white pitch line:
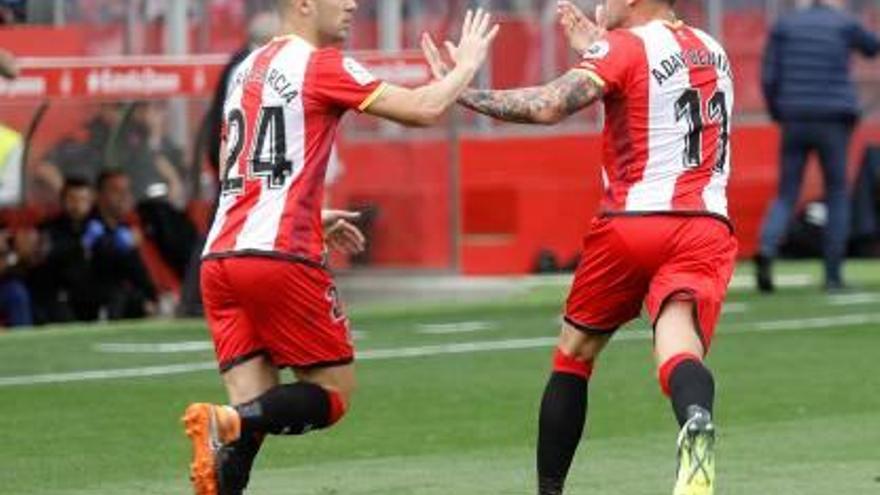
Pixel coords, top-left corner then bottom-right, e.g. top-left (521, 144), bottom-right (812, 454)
top-left (417, 321), bottom-right (496, 334)
top-left (721, 302), bottom-right (748, 314)
top-left (728, 273), bottom-right (813, 290)
top-left (0, 362), bottom-right (218, 387)
top-left (96, 342), bottom-right (214, 354)
top-left (755, 313), bottom-right (880, 331)
top-left (358, 337), bottom-right (558, 360)
top-left (2, 312), bottom-right (878, 387)
top-left (827, 293), bottom-right (880, 306)
top-left (95, 332), bottom-right (369, 355)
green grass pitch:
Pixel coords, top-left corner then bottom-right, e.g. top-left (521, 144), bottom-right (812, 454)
top-left (1, 261), bottom-right (879, 494)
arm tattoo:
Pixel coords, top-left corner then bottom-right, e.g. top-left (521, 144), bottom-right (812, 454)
top-left (458, 70), bottom-right (603, 124)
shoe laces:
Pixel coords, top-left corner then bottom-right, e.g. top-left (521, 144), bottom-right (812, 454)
top-left (678, 418), bottom-right (715, 485)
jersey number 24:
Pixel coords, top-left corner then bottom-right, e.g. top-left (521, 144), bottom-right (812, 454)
top-left (222, 106), bottom-right (294, 195)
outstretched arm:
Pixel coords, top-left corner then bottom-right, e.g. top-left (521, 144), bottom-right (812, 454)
top-left (457, 69), bottom-right (604, 125)
top-left (421, 32), bottom-right (603, 125)
top-left (364, 9), bottom-right (499, 127)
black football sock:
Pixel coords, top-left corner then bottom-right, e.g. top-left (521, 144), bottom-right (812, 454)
top-left (235, 382), bottom-right (343, 437)
top-left (537, 349), bottom-right (593, 495)
top-left (667, 359), bottom-right (715, 427)
top-left (218, 431), bottom-right (264, 491)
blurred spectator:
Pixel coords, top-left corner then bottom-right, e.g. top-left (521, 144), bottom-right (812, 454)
top-left (89, 170), bottom-right (158, 320)
top-left (0, 123), bottom-right (24, 206)
top-left (0, 48), bottom-right (17, 79)
top-left (29, 174), bottom-right (160, 323)
top-left (0, 227), bottom-right (36, 328)
top-left (120, 101), bottom-right (197, 278)
top-left (756, 0), bottom-right (880, 293)
top-left (28, 178), bottom-right (99, 324)
top-left (121, 101), bottom-right (185, 205)
top-left (0, 0), bottom-right (25, 25)
top-left (34, 103), bottom-right (121, 199)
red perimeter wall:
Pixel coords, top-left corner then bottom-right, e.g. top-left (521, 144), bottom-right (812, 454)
top-left (335, 123), bottom-right (880, 275)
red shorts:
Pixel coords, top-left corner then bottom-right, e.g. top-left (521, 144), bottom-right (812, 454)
top-left (565, 215), bottom-right (738, 350)
top-left (201, 257), bottom-right (354, 372)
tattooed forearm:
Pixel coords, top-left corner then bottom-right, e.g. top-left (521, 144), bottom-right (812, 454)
top-left (458, 69), bottom-right (603, 124)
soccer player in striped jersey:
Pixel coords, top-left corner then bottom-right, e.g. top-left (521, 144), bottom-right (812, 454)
top-left (424, 1), bottom-right (734, 494)
top-left (182, 2), bottom-right (499, 494)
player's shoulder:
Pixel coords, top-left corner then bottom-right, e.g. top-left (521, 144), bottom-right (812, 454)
top-left (686, 25), bottom-right (729, 57)
top-left (603, 28), bottom-right (645, 50)
top-left (309, 48), bottom-right (378, 88)
top-left (581, 28), bottom-right (644, 65)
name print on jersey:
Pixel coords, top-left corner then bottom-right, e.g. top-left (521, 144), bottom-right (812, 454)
top-left (231, 66), bottom-right (300, 105)
top-left (651, 48), bottom-right (732, 86)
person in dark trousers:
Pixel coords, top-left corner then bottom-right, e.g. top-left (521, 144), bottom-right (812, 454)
top-left (89, 171), bottom-right (159, 320)
top-left (28, 178), bottom-right (100, 323)
top-left (757, 0), bottom-right (879, 292)
top-left (0, 228), bottom-right (36, 328)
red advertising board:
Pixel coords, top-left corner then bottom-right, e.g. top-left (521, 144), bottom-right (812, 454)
top-left (0, 51), bottom-right (431, 101)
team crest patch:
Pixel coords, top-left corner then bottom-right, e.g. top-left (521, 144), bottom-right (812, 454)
top-left (343, 57), bottom-right (377, 86)
top-left (583, 40), bottom-right (610, 60)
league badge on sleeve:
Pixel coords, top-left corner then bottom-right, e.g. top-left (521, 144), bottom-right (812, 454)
top-left (343, 57), bottom-right (377, 86)
top-left (583, 40), bottom-right (610, 60)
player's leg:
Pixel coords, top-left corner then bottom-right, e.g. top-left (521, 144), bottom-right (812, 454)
top-left (187, 257), bottom-right (356, 494)
top-left (217, 355), bottom-right (279, 494)
top-left (756, 122), bottom-right (810, 292)
top-left (184, 259), bottom-right (275, 495)
top-left (654, 298), bottom-right (716, 495)
top-left (538, 218), bottom-right (647, 495)
top-left (227, 363), bottom-right (352, 442)
top-left (648, 217), bottom-right (737, 495)
top-left (537, 323), bottom-right (612, 495)
top-left (654, 298), bottom-right (712, 428)
top-left (187, 360), bottom-right (350, 495)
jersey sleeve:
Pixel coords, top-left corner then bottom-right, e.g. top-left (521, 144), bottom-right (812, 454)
top-left (575, 31), bottom-right (638, 96)
top-left (308, 49), bottom-right (388, 113)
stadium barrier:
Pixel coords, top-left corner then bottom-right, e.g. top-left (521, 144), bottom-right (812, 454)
top-left (0, 50), bottom-right (878, 276)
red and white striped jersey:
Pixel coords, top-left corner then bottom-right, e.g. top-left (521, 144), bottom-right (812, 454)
top-left (203, 35), bottom-right (386, 265)
top-left (578, 20), bottom-right (734, 219)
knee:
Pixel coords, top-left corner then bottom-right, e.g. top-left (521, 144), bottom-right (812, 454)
top-left (558, 324), bottom-right (609, 364)
top-left (657, 353), bottom-right (703, 397)
top-left (551, 347), bottom-right (594, 380)
top-left (554, 326), bottom-right (609, 379)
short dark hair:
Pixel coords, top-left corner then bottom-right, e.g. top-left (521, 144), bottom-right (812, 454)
top-left (96, 170), bottom-right (127, 192)
top-left (61, 177), bottom-right (92, 197)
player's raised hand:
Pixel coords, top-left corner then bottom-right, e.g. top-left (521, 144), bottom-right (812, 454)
top-left (557, 1), bottom-right (606, 54)
top-left (370, 9), bottom-right (499, 127)
top-left (322, 210), bottom-right (366, 255)
top-left (441, 9), bottom-right (500, 72)
top-left (421, 32), bottom-right (450, 81)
